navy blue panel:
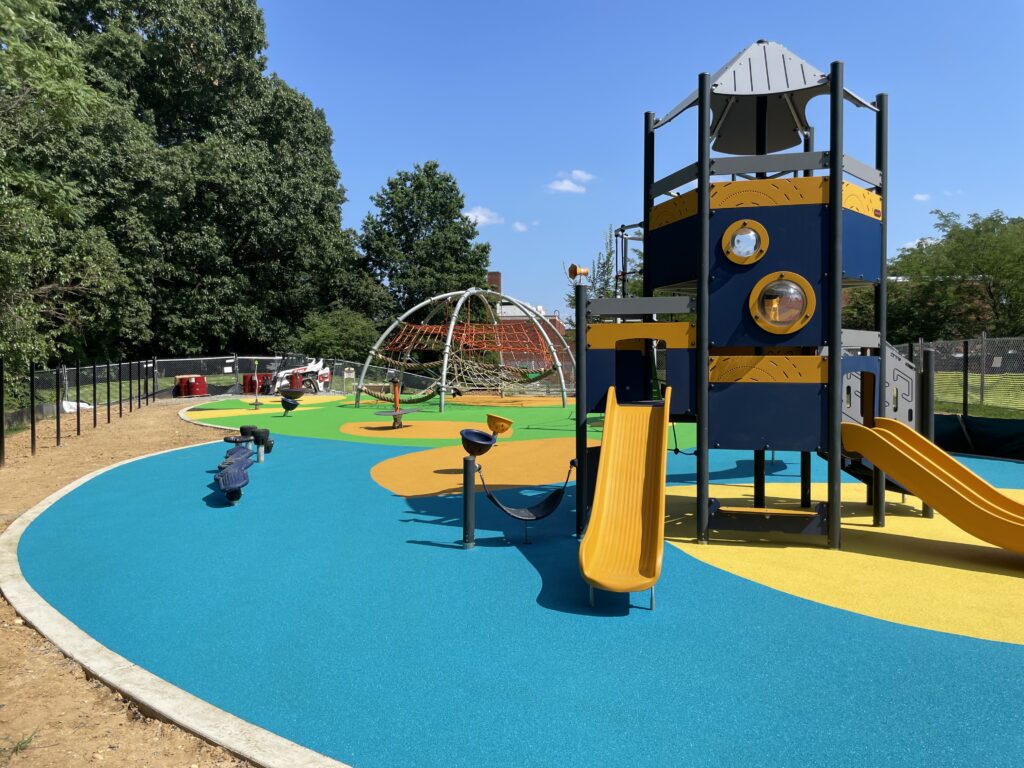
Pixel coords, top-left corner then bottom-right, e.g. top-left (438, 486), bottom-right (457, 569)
top-left (708, 205), bottom-right (828, 347)
top-left (843, 210), bottom-right (882, 283)
top-left (585, 350), bottom-right (615, 413)
top-left (645, 216), bottom-right (698, 295)
top-left (615, 350), bottom-right (649, 403)
top-left (708, 382), bottom-right (826, 451)
top-left (664, 349), bottom-right (696, 417)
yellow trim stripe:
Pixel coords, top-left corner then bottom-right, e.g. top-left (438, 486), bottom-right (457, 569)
top-left (709, 355), bottom-right (827, 383)
top-left (649, 177), bottom-right (882, 231)
top-left (587, 322), bottom-right (695, 350)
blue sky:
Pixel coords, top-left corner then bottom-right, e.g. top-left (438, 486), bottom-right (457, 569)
top-left (260, 0), bottom-right (1024, 318)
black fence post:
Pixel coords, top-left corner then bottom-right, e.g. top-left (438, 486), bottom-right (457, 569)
top-left (75, 360), bottom-right (81, 436)
top-left (144, 360), bottom-right (150, 405)
top-left (0, 357), bottom-right (5, 468)
top-left (92, 362), bottom-right (97, 428)
top-left (106, 362), bottom-right (111, 424)
top-left (961, 339), bottom-right (969, 416)
top-left (136, 361), bottom-right (142, 409)
top-left (30, 362), bottom-right (37, 456)
top-left (128, 361), bottom-right (133, 413)
top-left (119, 360), bottom-right (124, 417)
top-left (55, 364), bottom-right (62, 447)
top-left (152, 356), bottom-right (158, 400)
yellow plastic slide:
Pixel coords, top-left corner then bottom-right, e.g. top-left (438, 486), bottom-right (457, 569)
top-left (841, 418), bottom-right (1024, 555)
top-left (579, 386), bottom-right (672, 597)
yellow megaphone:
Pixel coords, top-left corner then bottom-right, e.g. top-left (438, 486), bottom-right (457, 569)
top-left (568, 264), bottom-right (590, 280)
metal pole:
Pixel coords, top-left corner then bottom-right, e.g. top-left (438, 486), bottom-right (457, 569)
top-left (55, 364), bottom-right (62, 447)
top-left (962, 339), bottom-right (969, 416)
top-left (827, 61), bottom-right (844, 550)
top-left (802, 128), bottom-right (815, 176)
top-left (119, 360), bottom-right (123, 417)
top-left (92, 362), bottom-right (97, 428)
top-left (153, 356), bottom-right (158, 400)
top-left (921, 349), bottom-right (935, 518)
top-left (144, 359), bottom-right (149, 405)
top-left (574, 281), bottom-right (589, 537)
top-left (980, 332), bottom-right (986, 405)
top-left (642, 112), bottom-right (655, 291)
top-left (30, 362), bottom-right (37, 456)
top-left (872, 92), bottom-right (888, 528)
top-left (696, 73), bottom-right (711, 544)
top-left (462, 456), bottom-right (476, 548)
top-left (800, 452), bottom-right (812, 507)
top-left (128, 361), bottom-right (133, 413)
top-left (753, 450), bottom-right (766, 507)
top-left (75, 360), bottom-right (81, 435)
top-left (106, 362), bottom-right (111, 423)
top-left (137, 361), bottom-right (142, 409)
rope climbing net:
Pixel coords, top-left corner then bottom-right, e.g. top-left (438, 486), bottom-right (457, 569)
top-left (355, 288), bottom-right (574, 411)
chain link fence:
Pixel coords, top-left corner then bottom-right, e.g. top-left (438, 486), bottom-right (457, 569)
top-left (896, 335), bottom-right (1024, 418)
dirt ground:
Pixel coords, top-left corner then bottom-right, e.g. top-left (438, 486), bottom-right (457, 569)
top-left (0, 399), bottom-right (253, 767)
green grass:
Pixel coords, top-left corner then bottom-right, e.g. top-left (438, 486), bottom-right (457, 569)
top-left (1, 729), bottom-right (39, 766)
top-left (187, 396), bottom-right (699, 449)
top-left (933, 371), bottom-right (1024, 413)
top-left (935, 399), bottom-right (1024, 419)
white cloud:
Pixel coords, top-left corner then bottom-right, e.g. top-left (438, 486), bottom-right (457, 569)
top-left (548, 178), bottom-right (586, 193)
top-left (912, 193), bottom-right (930, 202)
top-left (570, 169), bottom-right (594, 183)
top-left (465, 206), bottom-right (504, 226)
top-left (512, 221), bottom-right (528, 233)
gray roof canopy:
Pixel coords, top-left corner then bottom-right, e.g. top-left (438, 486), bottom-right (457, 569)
top-left (655, 40), bottom-right (875, 154)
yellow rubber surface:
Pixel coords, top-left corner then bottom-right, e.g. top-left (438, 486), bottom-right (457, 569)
top-left (579, 387), bottom-right (671, 593)
top-left (843, 421), bottom-right (1024, 554)
top-left (341, 421), bottom-right (512, 440)
top-left (371, 437), bottom-right (586, 497)
top-left (666, 482), bottom-right (1024, 644)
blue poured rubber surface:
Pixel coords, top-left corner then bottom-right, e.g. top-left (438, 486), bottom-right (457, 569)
top-left (18, 437), bottom-right (1024, 767)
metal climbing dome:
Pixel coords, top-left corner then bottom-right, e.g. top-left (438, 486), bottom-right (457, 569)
top-left (354, 287), bottom-right (574, 411)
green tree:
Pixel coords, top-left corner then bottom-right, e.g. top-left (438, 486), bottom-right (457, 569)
top-left (360, 161), bottom-right (490, 314)
top-left (287, 307), bottom-right (380, 362)
top-left (844, 211), bottom-right (1024, 343)
top-left (564, 225), bottom-right (617, 326)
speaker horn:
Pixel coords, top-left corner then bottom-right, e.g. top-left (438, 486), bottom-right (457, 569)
top-left (568, 264), bottom-right (590, 280)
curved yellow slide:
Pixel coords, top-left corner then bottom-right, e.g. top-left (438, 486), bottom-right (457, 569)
top-left (841, 420), bottom-right (1024, 555)
top-left (579, 386), bottom-right (672, 600)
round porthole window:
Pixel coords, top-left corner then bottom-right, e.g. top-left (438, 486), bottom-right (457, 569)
top-left (748, 272), bottom-right (816, 335)
top-left (722, 219), bottom-right (769, 265)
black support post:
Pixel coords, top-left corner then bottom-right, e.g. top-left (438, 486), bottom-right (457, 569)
top-left (696, 73), bottom-right (711, 544)
top-left (92, 362), bottom-right (97, 428)
top-left (75, 360), bottom-right (81, 436)
top-left (800, 452), bottom-right (812, 507)
top-left (137, 361), bottom-right (142, 409)
top-left (872, 92), bottom-right (888, 528)
top-left (106, 362), bottom-right (111, 424)
top-left (152, 356), bottom-right (158, 400)
top-left (128, 362), bottom-right (133, 413)
top-left (575, 282), bottom-right (589, 537)
top-left (642, 111), bottom-right (655, 289)
top-left (118, 360), bottom-right (123, 417)
top-left (144, 360), bottom-right (150, 405)
top-left (30, 362), bottom-right (37, 456)
top-left (753, 450), bottom-right (766, 508)
top-left (827, 61), bottom-right (844, 549)
top-left (962, 339), bottom-right (969, 416)
top-left (55, 364), bottom-right (62, 447)
top-left (462, 456), bottom-right (476, 548)
top-left (921, 349), bottom-right (936, 518)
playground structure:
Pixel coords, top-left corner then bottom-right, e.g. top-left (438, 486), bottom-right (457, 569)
top-left (354, 287), bottom-right (574, 411)
top-left (571, 39), bottom-right (1024, 605)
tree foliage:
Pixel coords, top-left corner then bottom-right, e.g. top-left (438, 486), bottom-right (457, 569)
top-left (844, 211), bottom-right (1024, 343)
top-left (360, 161), bottom-right (490, 315)
top-left (286, 307), bottom-right (380, 362)
top-left (564, 225), bottom-right (617, 326)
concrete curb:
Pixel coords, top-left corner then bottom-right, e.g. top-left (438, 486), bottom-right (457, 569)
top-left (0, 442), bottom-right (350, 768)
